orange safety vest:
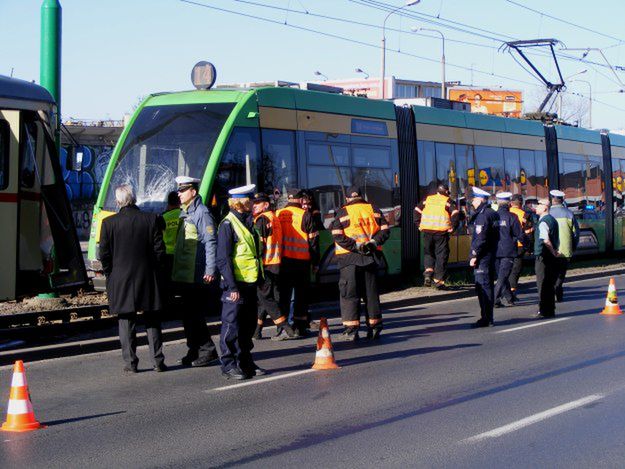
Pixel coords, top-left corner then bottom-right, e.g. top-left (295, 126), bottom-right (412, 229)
top-left (510, 206), bottom-right (526, 247)
top-left (334, 202), bottom-right (382, 255)
top-left (277, 206), bottom-right (310, 261)
top-left (418, 193), bottom-right (452, 232)
top-left (254, 210), bottom-right (282, 266)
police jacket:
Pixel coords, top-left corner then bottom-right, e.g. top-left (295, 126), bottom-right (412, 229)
top-left (495, 205), bottom-right (522, 258)
top-left (549, 204), bottom-right (579, 258)
top-left (469, 202), bottom-right (499, 262)
top-left (171, 195), bottom-right (217, 284)
top-left (331, 198), bottom-right (390, 268)
top-left (216, 210), bottom-right (260, 293)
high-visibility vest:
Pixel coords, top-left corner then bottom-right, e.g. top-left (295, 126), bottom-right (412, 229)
top-left (221, 212), bottom-right (259, 283)
top-left (277, 206), bottom-right (310, 261)
top-left (161, 208), bottom-right (181, 255)
top-left (334, 202), bottom-right (382, 255)
top-left (510, 206), bottom-right (526, 247)
top-left (254, 210), bottom-right (282, 266)
top-left (418, 193), bottom-right (452, 232)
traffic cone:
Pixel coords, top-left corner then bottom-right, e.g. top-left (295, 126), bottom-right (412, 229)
top-left (312, 318), bottom-right (340, 370)
top-left (1, 360), bottom-right (43, 432)
top-left (600, 278), bottom-right (623, 316)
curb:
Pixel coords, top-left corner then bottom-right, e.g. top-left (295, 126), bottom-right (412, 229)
top-left (1, 267), bottom-right (622, 365)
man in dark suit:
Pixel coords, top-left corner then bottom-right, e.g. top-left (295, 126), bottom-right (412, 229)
top-left (99, 184), bottom-right (167, 373)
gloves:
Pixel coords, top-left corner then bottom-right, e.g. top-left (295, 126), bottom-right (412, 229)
top-left (357, 243), bottom-right (368, 254)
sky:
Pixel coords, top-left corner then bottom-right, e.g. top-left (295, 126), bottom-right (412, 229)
top-left (2, 0), bottom-right (625, 129)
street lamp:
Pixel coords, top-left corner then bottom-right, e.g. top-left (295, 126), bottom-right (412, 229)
top-left (355, 68), bottom-right (370, 79)
top-left (559, 69), bottom-right (587, 117)
top-left (314, 70), bottom-right (328, 81)
top-left (381, 0), bottom-right (421, 100)
top-left (412, 26), bottom-right (446, 98)
top-left (570, 79), bottom-right (592, 128)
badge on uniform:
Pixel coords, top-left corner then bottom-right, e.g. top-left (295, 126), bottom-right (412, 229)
top-left (476, 225), bottom-right (483, 234)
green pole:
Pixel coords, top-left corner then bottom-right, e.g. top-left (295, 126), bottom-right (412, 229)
top-left (40, 0), bottom-right (62, 151)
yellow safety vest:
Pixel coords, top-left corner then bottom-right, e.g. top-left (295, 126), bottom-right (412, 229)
top-left (222, 212), bottom-right (259, 283)
top-left (510, 206), bottom-right (526, 247)
top-left (334, 202), bottom-right (382, 255)
top-left (161, 208), bottom-right (181, 255)
top-left (419, 194), bottom-right (451, 232)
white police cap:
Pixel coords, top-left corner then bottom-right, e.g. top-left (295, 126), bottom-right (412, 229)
top-left (550, 189), bottom-right (565, 198)
top-left (496, 191), bottom-right (512, 200)
top-left (228, 184), bottom-right (256, 199)
top-left (175, 176), bottom-right (201, 186)
top-left (472, 187), bottom-right (491, 198)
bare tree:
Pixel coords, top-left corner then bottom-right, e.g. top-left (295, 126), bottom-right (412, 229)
top-left (526, 88), bottom-right (590, 127)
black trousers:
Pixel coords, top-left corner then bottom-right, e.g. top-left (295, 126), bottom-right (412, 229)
top-left (177, 284), bottom-right (218, 359)
top-left (509, 246), bottom-right (526, 291)
top-left (475, 256), bottom-right (495, 323)
top-left (257, 270), bottom-right (287, 326)
top-left (279, 258), bottom-right (311, 331)
top-left (220, 283), bottom-right (258, 373)
top-left (118, 312), bottom-right (164, 368)
top-left (339, 263), bottom-right (382, 330)
top-left (536, 255), bottom-right (557, 316)
top-left (423, 232), bottom-right (450, 283)
top-left (554, 257), bottom-right (570, 301)
top-left (494, 257), bottom-right (514, 303)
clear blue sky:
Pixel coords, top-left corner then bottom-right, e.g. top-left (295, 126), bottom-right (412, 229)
top-left (2, 0), bottom-right (624, 128)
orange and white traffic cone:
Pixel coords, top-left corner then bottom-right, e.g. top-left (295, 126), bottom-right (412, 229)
top-left (1, 360), bottom-right (44, 432)
top-left (312, 318), bottom-right (340, 370)
top-left (600, 278), bottom-right (623, 316)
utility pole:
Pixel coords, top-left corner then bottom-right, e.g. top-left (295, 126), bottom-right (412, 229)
top-left (40, 0), bottom-right (62, 151)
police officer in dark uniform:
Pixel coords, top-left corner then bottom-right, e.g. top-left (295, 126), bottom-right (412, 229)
top-left (216, 184), bottom-right (264, 380)
top-left (469, 187), bottom-right (499, 328)
top-left (508, 194), bottom-right (534, 302)
top-left (493, 192), bottom-right (522, 307)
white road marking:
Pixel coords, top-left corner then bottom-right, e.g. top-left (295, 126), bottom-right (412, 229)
top-left (495, 317), bottom-right (570, 333)
top-left (209, 369), bottom-right (317, 392)
top-left (464, 394), bottom-right (603, 442)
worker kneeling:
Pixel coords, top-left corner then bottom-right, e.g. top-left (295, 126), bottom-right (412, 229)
top-left (331, 186), bottom-right (390, 341)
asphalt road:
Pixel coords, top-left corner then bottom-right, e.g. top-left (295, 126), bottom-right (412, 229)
top-left (2, 274), bottom-right (625, 468)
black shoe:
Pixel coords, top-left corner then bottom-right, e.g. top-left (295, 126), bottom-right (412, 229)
top-left (153, 363), bottom-right (168, 372)
top-left (511, 293), bottom-right (519, 303)
top-left (272, 327), bottom-right (301, 341)
top-left (501, 298), bottom-right (515, 307)
top-left (123, 364), bottom-right (138, 374)
top-left (245, 365), bottom-right (267, 377)
top-left (178, 354), bottom-right (198, 367)
top-left (341, 328), bottom-right (359, 342)
top-left (191, 354), bottom-right (220, 367)
top-left (494, 301), bottom-right (503, 309)
top-left (252, 327), bottom-right (263, 341)
top-left (222, 367), bottom-right (247, 380)
top-left (423, 277), bottom-right (432, 287)
top-left (471, 319), bottom-right (490, 328)
top-left (366, 328), bottom-right (373, 340)
top-left (534, 312), bottom-right (555, 319)
top-left (434, 283), bottom-right (448, 291)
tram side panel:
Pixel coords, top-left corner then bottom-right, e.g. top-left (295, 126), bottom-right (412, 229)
top-left (0, 111), bottom-right (19, 300)
top-left (609, 134), bottom-right (625, 252)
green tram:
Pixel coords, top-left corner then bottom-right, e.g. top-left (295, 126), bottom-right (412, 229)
top-left (87, 84), bottom-right (624, 289)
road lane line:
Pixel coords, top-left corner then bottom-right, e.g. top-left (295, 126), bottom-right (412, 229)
top-left (464, 394), bottom-right (603, 443)
top-left (208, 369), bottom-right (317, 392)
top-left (495, 317), bottom-right (570, 333)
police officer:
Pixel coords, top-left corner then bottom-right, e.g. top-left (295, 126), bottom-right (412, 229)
top-left (251, 192), bottom-right (300, 341)
top-left (534, 198), bottom-right (560, 318)
top-left (508, 194), bottom-right (534, 302)
top-left (277, 189), bottom-right (320, 336)
top-left (216, 184), bottom-right (263, 380)
top-left (469, 187), bottom-right (499, 328)
top-left (414, 184), bottom-right (459, 288)
top-left (331, 185), bottom-right (390, 341)
top-left (171, 176), bottom-right (219, 367)
top-left (493, 192), bottom-right (522, 307)
top-left (160, 191), bottom-right (181, 282)
top-left (549, 189), bottom-right (580, 302)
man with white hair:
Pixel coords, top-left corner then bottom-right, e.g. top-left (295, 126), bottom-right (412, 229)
top-left (99, 185), bottom-right (167, 373)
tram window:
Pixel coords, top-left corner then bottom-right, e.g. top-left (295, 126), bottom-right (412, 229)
top-left (20, 119), bottom-right (37, 189)
top-left (475, 146), bottom-right (504, 193)
top-left (612, 158), bottom-right (625, 209)
top-left (307, 143), bottom-right (349, 166)
top-left (352, 146), bottom-right (391, 168)
top-left (213, 127), bottom-right (261, 218)
top-left (503, 148), bottom-right (521, 194)
top-left (261, 129), bottom-right (297, 209)
top-left (435, 143), bottom-right (456, 197)
top-left (307, 165), bottom-right (351, 228)
top-left (0, 120), bottom-right (8, 190)
top-left (586, 155), bottom-right (605, 214)
top-left (417, 140), bottom-right (436, 198)
top-left (560, 154), bottom-right (585, 214)
top-left (519, 149), bottom-right (537, 202)
top-left (534, 150), bottom-right (548, 199)
top-left (454, 144), bottom-right (474, 221)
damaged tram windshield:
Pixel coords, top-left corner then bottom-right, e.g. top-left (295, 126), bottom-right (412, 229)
top-left (103, 102), bottom-right (235, 212)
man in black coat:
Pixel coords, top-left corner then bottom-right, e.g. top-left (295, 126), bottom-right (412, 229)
top-left (99, 184), bottom-right (167, 373)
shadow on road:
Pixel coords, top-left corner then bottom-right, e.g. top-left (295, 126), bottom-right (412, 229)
top-left (45, 410), bottom-right (126, 426)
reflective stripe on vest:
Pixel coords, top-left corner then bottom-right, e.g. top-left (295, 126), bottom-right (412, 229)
top-left (335, 202), bottom-right (381, 255)
top-left (277, 206), bottom-right (310, 261)
top-left (419, 193), bottom-right (451, 232)
top-left (510, 206), bottom-right (525, 247)
top-left (254, 210), bottom-right (282, 266)
top-left (162, 208), bottom-right (182, 255)
top-left (222, 212), bottom-right (259, 283)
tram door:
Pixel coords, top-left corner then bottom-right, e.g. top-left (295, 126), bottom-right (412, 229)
top-left (0, 110), bottom-right (19, 300)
